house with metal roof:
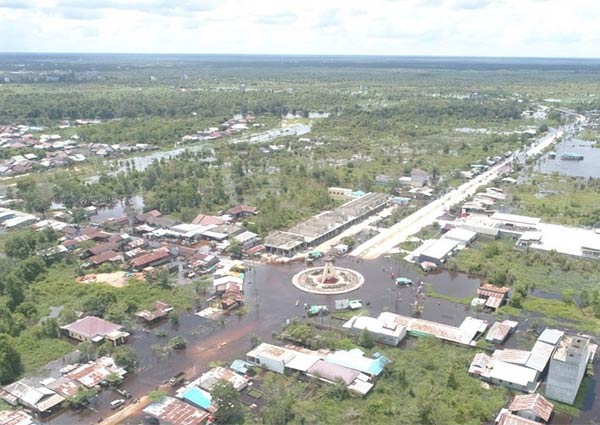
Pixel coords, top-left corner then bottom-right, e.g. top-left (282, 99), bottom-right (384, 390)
top-left (343, 315), bottom-right (407, 346)
top-left (64, 357), bottom-right (127, 388)
top-left (324, 349), bottom-right (389, 377)
top-left (469, 353), bottom-right (539, 393)
top-left (199, 367), bottom-right (249, 392)
top-left (61, 316), bottom-right (129, 345)
top-left (507, 393), bottom-right (554, 423)
top-left (414, 238), bottom-right (459, 266)
top-left (1, 379), bottom-right (65, 416)
top-left (143, 396), bottom-right (210, 425)
top-left (0, 410), bottom-right (36, 425)
top-left (485, 320), bottom-right (518, 344)
top-left (307, 360), bottom-right (374, 395)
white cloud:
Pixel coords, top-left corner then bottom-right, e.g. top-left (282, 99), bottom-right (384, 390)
top-left (0, 0), bottom-right (597, 57)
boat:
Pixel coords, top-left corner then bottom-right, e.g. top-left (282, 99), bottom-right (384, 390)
top-left (560, 152), bottom-right (584, 161)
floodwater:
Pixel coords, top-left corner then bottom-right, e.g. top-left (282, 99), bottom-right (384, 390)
top-left (85, 123), bottom-right (312, 183)
top-left (537, 138), bottom-right (600, 178)
top-left (90, 195), bottom-right (145, 223)
top-left (44, 256), bottom-right (600, 424)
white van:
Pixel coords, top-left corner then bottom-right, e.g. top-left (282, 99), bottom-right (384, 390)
top-left (110, 399), bottom-right (125, 409)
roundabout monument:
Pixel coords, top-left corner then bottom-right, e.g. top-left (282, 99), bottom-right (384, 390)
top-left (292, 256), bottom-right (365, 295)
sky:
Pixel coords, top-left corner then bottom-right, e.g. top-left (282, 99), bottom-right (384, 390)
top-left (0, 0), bottom-right (599, 57)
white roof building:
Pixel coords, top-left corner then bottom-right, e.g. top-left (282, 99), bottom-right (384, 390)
top-left (343, 315), bottom-right (406, 346)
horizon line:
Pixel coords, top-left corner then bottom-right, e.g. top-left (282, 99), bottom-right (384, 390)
top-left (0, 52), bottom-right (599, 60)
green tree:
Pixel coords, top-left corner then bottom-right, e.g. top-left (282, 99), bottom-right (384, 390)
top-left (67, 387), bottom-right (99, 409)
top-left (358, 328), bottom-right (375, 349)
top-left (4, 230), bottom-right (37, 260)
top-left (40, 318), bottom-right (61, 338)
top-left (212, 380), bottom-right (244, 424)
top-left (113, 346), bottom-right (137, 371)
top-left (0, 334), bottom-right (23, 384)
top-left (228, 238), bottom-right (243, 259)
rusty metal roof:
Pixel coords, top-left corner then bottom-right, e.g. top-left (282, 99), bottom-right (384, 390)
top-left (144, 396), bottom-right (209, 425)
top-left (509, 393), bottom-right (554, 422)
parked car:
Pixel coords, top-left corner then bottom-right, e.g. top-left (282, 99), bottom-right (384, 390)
top-left (110, 399), bottom-right (125, 410)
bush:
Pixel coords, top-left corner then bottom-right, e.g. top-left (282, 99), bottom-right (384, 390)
top-left (169, 336), bottom-right (187, 349)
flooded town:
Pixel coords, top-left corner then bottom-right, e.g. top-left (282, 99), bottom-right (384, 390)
top-left (2, 49), bottom-right (600, 425)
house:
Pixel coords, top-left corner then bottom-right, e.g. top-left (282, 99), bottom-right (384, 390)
top-left (189, 252), bottom-right (219, 271)
top-left (486, 320), bottom-right (518, 344)
top-left (328, 187), bottom-right (354, 201)
top-left (192, 214), bottom-right (225, 226)
top-left (64, 357), bottom-right (127, 388)
top-left (476, 284), bottom-right (510, 310)
top-left (390, 196), bottom-right (410, 206)
top-left (442, 228), bottom-right (477, 246)
top-left (42, 376), bottom-right (84, 399)
top-left (306, 360), bottom-right (374, 395)
top-left (135, 301), bottom-right (173, 324)
top-left (490, 213), bottom-right (541, 231)
top-left (143, 396), bottom-right (210, 425)
top-left (136, 209), bottom-right (162, 224)
top-left (324, 349), bottom-right (389, 377)
top-left (177, 386), bottom-right (216, 413)
top-left (343, 315), bottom-right (406, 346)
top-left (198, 367), bottom-right (249, 392)
top-left (1, 379), bottom-right (65, 416)
top-left (374, 174), bottom-right (392, 185)
top-left (82, 242), bottom-right (119, 258)
top-left (130, 247), bottom-right (171, 270)
top-left (507, 393), bottom-right (554, 423)
top-left (469, 353), bottom-right (539, 393)
top-left (234, 231), bottom-right (259, 250)
top-left (88, 250), bottom-right (123, 266)
top-left (61, 316), bottom-right (129, 345)
top-left (410, 168), bottom-right (429, 187)
top-left (0, 410), bottom-right (35, 425)
top-left (227, 204), bottom-right (258, 220)
top-left (415, 238), bottom-right (459, 266)
top-left (496, 410), bottom-right (541, 425)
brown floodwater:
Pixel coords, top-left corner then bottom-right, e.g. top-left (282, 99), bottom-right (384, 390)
top-left (45, 257), bottom-right (600, 424)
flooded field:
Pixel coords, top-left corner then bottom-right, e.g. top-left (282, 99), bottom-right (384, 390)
top-left (537, 138), bottom-right (600, 178)
top-left (85, 123), bottom-right (312, 183)
top-left (44, 256), bottom-right (600, 423)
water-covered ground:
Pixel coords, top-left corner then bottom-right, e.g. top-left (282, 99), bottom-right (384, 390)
top-left (537, 138), bottom-right (600, 179)
top-left (45, 256), bottom-right (600, 423)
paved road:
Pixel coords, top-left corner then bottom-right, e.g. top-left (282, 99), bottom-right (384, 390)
top-left (351, 120), bottom-right (579, 260)
top-left (351, 156), bottom-right (514, 259)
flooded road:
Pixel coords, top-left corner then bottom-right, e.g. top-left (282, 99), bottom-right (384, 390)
top-left (45, 256), bottom-right (600, 424)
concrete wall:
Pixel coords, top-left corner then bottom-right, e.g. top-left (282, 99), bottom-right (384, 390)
top-left (546, 351), bottom-right (588, 404)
